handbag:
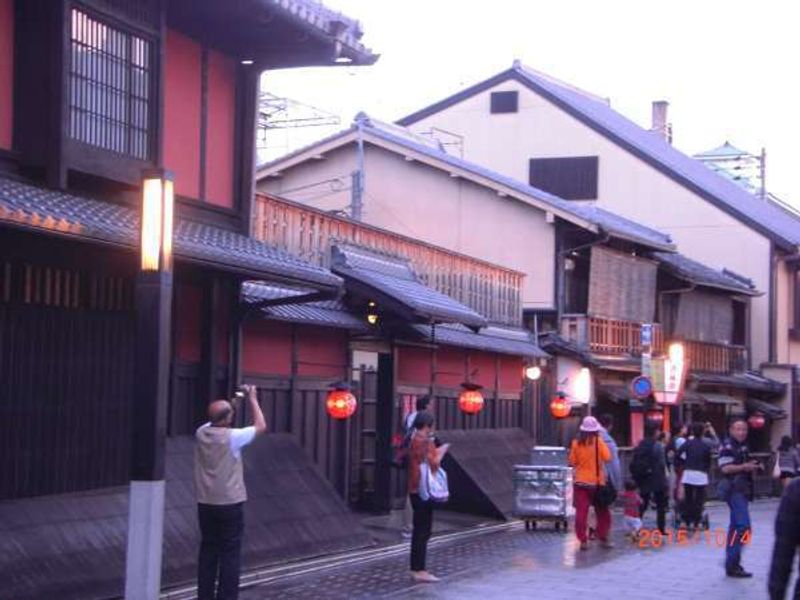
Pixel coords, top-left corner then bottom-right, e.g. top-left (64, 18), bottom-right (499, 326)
top-left (418, 441), bottom-right (449, 503)
top-left (772, 451), bottom-right (782, 479)
top-left (594, 437), bottom-right (617, 509)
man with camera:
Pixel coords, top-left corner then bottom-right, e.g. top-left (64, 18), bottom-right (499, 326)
top-left (195, 384), bottom-right (266, 600)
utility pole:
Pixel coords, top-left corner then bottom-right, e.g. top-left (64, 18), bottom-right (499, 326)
top-left (760, 147), bottom-right (767, 201)
top-left (350, 115), bottom-right (366, 221)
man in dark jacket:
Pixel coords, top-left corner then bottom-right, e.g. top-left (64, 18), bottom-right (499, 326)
top-left (631, 424), bottom-right (668, 534)
top-left (768, 478), bottom-right (800, 599)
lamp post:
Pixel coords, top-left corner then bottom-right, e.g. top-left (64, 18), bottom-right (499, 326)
top-left (124, 169), bottom-right (174, 600)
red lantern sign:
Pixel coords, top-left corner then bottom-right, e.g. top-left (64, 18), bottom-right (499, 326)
top-left (326, 384), bottom-right (357, 420)
top-left (747, 412), bottom-right (766, 430)
top-left (458, 383), bottom-right (484, 414)
top-left (550, 394), bottom-right (570, 419)
top-left (645, 408), bottom-right (664, 425)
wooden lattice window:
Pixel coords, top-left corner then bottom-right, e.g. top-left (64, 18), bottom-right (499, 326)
top-left (20, 264), bottom-right (133, 311)
top-left (69, 7), bottom-right (154, 159)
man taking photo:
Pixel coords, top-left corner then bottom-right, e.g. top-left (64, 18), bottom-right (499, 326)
top-left (195, 384), bottom-right (267, 600)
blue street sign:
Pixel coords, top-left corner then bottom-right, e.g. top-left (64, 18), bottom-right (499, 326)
top-left (630, 376), bottom-right (653, 399)
top-left (640, 323), bottom-right (653, 346)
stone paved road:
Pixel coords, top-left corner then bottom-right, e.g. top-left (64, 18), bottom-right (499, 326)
top-left (240, 499), bottom-right (791, 600)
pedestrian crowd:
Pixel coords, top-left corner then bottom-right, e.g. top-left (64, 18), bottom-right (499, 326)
top-left (188, 384), bottom-right (800, 599)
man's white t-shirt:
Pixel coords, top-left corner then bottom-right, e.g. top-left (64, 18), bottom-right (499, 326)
top-left (200, 423), bottom-right (256, 459)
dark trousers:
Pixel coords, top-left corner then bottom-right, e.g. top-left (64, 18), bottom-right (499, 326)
top-left (683, 484), bottom-right (706, 527)
top-left (725, 491), bottom-right (751, 572)
top-left (410, 494), bottom-right (434, 571)
top-left (639, 489), bottom-right (667, 533)
top-left (198, 502), bottom-right (245, 600)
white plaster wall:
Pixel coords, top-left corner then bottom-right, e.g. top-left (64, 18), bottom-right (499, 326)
top-left (258, 143), bottom-right (557, 310)
top-left (408, 82), bottom-right (774, 365)
top-left (775, 261), bottom-right (800, 365)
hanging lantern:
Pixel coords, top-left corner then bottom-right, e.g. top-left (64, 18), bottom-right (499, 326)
top-left (458, 383), bottom-right (485, 414)
top-left (550, 393), bottom-right (570, 419)
top-left (645, 408), bottom-right (664, 425)
top-left (326, 383), bottom-right (357, 420)
top-left (366, 301), bottom-right (379, 326)
top-left (747, 412), bottom-right (766, 430)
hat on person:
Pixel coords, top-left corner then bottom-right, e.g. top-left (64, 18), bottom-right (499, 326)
top-left (579, 416), bottom-right (601, 432)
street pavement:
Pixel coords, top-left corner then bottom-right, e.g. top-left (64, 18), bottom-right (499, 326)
top-left (239, 499), bottom-right (791, 600)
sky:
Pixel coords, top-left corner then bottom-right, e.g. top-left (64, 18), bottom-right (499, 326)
top-left (262, 0), bottom-right (800, 209)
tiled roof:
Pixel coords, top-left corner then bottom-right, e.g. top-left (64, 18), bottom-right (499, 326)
top-left (0, 176), bottom-right (341, 289)
top-left (259, 116), bottom-right (676, 252)
top-left (269, 0), bottom-right (378, 65)
top-left (746, 397), bottom-right (787, 419)
top-left (242, 282), bottom-right (369, 331)
top-left (410, 323), bottom-right (548, 358)
top-left (399, 64), bottom-right (800, 250)
top-left (652, 252), bottom-right (760, 295)
top-left (690, 371), bottom-right (785, 395)
top-left (331, 243), bottom-right (488, 328)
top-left (538, 332), bottom-right (597, 366)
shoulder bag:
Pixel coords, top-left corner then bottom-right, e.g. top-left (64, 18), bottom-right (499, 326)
top-left (418, 439), bottom-right (449, 503)
top-left (594, 437), bottom-right (617, 508)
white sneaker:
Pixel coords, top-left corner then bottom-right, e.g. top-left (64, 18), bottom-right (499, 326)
top-left (412, 571), bottom-right (441, 583)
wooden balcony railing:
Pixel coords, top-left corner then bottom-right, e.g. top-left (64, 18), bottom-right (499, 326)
top-left (561, 315), bottom-right (663, 356)
top-left (679, 339), bottom-right (748, 374)
top-left (252, 193), bottom-right (524, 325)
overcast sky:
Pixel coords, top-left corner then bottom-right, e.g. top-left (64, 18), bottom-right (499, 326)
top-left (262, 0), bottom-right (800, 209)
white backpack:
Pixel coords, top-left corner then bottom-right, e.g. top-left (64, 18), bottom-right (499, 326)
top-left (418, 455), bottom-right (449, 503)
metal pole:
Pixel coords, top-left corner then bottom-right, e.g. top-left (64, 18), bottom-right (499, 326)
top-left (760, 147), bottom-right (767, 201)
top-left (350, 118), bottom-right (365, 221)
top-left (125, 269), bottom-right (173, 600)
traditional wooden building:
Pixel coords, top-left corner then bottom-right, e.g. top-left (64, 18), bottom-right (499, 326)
top-left (395, 61), bottom-right (800, 442)
top-left (0, 1), bottom-right (380, 598)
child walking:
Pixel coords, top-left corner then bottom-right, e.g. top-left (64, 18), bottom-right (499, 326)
top-left (621, 480), bottom-right (643, 540)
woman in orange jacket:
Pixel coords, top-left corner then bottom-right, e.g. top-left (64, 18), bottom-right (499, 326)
top-left (569, 416), bottom-right (612, 550)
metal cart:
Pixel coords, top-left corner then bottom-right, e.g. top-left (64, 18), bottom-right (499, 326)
top-left (513, 464), bottom-right (574, 532)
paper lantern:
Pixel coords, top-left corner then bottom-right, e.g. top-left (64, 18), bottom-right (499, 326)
top-left (747, 413), bottom-right (766, 430)
top-left (550, 394), bottom-right (570, 419)
top-left (458, 384), bottom-right (484, 414)
top-left (524, 366), bottom-right (542, 381)
top-left (326, 384), bottom-right (357, 419)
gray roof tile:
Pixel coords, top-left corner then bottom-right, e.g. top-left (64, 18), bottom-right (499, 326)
top-left (331, 243), bottom-right (488, 328)
top-left (242, 282), bottom-right (370, 331)
top-left (0, 176), bottom-right (340, 289)
top-left (411, 323), bottom-right (548, 358)
top-left (653, 251), bottom-right (760, 295)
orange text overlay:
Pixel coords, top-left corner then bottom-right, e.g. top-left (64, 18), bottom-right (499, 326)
top-left (638, 528), bottom-right (752, 549)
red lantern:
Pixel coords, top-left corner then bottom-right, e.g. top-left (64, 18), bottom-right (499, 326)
top-left (550, 394), bottom-right (570, 419)
top-left (458, 383), bottom-right (484, 414)
top-left (645, 408), bottom-right (664, 425)
top-left (747, 412), bottom-right (766, 429)
top-left (326, 384), bottom-right (357, 420)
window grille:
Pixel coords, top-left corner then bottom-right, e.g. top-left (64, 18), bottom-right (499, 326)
top-left (69, 8), bottom-right (153, 159)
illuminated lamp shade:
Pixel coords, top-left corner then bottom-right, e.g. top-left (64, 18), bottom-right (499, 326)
top-left (458, 383), bottom-right (485, 415)
top-left (550, 393), bottom-right (570, 419)
top-left (747, 412), bottom-right (766, 430)
top-left (140, 169), bottom-right (174, 272)
top-left (645, 408), bottom-right (664, 424)
top-left (366, 301), bottom-right (379, 325)
top-left (326, 383), bottom-right (357, 420)
top-left (668, 342), bottom-right (685, 364)
top-left (525, 366), bottom-right (542, 381)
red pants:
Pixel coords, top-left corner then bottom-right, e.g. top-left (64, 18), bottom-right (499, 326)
top-left (574, 485), bottom-right (611, 543)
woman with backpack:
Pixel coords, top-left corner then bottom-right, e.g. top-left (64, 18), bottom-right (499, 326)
top-left (407, 412), bottom-right (449, 583)
top-left (775, 435), bottom-right (800, 489)
top-left (568, 416), bottom-right (613, 550)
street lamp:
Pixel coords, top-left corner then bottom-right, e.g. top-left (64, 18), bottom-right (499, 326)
top-left (125, 169), bottom-right (175, 600)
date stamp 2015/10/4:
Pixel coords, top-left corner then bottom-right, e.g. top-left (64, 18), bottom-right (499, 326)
top-left (637, 528), bottom-right (752, 549)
